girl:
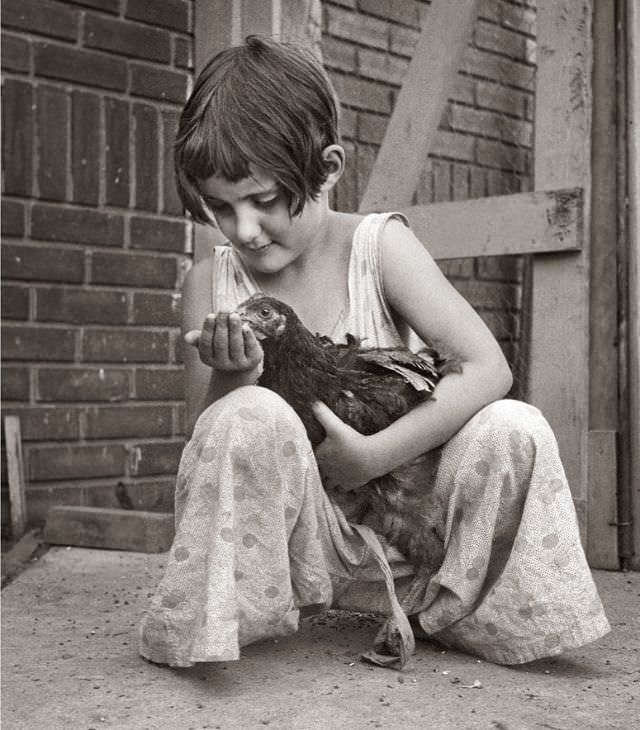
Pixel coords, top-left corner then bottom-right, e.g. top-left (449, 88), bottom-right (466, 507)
top-left (139, 36), bottom-right (609, 669)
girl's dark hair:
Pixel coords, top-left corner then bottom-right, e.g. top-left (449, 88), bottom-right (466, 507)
top-left (175, 35), bottom-right (341, 222)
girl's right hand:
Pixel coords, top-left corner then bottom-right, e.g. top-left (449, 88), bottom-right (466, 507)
top-left (184, 312), bottom-right (263, 375)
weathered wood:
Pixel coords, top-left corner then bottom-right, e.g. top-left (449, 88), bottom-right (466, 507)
top-left (4, 416), bottom-right (27, 540)
top-left (586, 430), bottom-right (619, 569)
top-left (359, 0), bottom-right (480, 211)
top-left (628, 0), bottom-right (640, 571)
top-left (44, 506), bottom-right (174, 553)
top-left (401, 189), bottom-right (583, 260)
top-left (529, 1), bottom-right (592, 547)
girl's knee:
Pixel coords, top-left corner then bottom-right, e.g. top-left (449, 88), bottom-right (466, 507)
top-left (195, 385), bottom-right (305, 438)
top-left (474, 399), bottom-right (546, 435)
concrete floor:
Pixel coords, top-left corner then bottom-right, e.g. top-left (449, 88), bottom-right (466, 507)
top-left (1, 548), bottom-right (638, 730)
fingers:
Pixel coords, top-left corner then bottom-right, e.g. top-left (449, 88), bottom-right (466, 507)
top-left (191, 311), bottom-right (263, 371)
top-left (184, 330), bottom-right (201, 346)
top-left (311, 401), bottom-right (346, 435)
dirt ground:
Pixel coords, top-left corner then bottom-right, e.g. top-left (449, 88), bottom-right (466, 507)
top-left (1, 547), bottom-right (638, 730)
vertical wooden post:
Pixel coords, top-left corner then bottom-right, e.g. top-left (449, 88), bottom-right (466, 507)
top-left (529, 1), bottom-right (593, 543)
top-left (4, 416), bottom-right (27, 540)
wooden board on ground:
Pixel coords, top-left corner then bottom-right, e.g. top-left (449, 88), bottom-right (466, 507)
top-left (44, 506), bottom-right (174, 553)
top-left (1, 529), bottom-right (43, 586)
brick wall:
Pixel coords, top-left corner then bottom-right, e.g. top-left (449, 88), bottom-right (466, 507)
top-left (322, 0), bottom-right (536, 384)
top-left (1, 0), bottom-right (194, 532)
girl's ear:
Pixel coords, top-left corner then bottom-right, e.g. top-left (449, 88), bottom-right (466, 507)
top-left (320, 144), bottom-right (346, 191)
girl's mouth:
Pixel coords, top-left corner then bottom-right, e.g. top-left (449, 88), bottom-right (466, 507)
top-left (246, 242), bottom-right (274, 255)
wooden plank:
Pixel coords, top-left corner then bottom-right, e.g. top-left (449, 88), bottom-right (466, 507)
top-left (1, 529), bottom-right (42, 587)
top-left (359, 0), bottom-right (480, 211)
top-left (529, 0), bottom-right (592, 547)
top-left (400, 188), bottom-right (583, 260)
top-left (628, 0), bottom-right (640, 571)
top-left (586, 431), bottom-right (619, 569)
top-left (4, 416), bottom-right (27, 540)
top-left (43, 506), bottom-right (175, 553)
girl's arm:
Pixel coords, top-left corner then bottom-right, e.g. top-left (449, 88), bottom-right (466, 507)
top-left (314, 218), bottom-right (512, 487)
top-left (182, 258), bottom-right (263, 438)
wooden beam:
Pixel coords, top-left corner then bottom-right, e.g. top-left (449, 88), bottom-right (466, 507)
top-left (359, 0), bottom-right (479, 211)
top-left (44, 506), bottom-right (175, 553)
top-left (400, 188), bottom-right (583, 260)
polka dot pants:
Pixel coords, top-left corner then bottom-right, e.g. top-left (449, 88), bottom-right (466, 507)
top-left (139, 389), bottom-right (610, 667)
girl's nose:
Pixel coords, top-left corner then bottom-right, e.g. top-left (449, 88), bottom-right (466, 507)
top-left (235, 209), bottom-right (261, 245)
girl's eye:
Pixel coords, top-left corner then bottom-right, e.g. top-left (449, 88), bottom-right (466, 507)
top-left (259, 307), bottom-right (272, 318)
top-left (255, 197), bottom-right (278, 210)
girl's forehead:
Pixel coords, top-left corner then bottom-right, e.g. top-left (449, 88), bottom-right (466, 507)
top-left (200, 169), bottom-right (277, 200)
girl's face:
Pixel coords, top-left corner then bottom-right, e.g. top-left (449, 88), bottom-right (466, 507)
top-left (199, 168), bottom-right (328, 276)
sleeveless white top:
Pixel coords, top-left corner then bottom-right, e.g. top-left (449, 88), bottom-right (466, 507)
top-left (210, 212), bottom-right (421, 349)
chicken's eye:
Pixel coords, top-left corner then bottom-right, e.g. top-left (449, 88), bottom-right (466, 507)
top-left (259, 306), bottom-right (272, 318)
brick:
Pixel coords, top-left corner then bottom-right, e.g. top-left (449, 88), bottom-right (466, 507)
top-left (91, 251), bottom-right (178, 289)
top-left (2, 367), bottom-right (30, 401)
top-left (2, 284), bottom-right (29, 320)
top-left (334, 140), bottom-right (358, 212)
top-left (85, 404), bottom-right (173, 439)
top-left (438, 258), bottom-right (475, 280)
top-left (83, 328), bottom-right (170, 363)
top-left (453, 279), bottom-right (520, 310)
top-left (476, 79), bottom-right (526, 117)
top-left (71, 91), bottom-right (101, 206)
top-left (27, 443), bottom-right (126, 482)
top-left (25, 485), bottom-right (85, 524)
top-left (129, 440), bottom-right (183, 476)
top-left (357, 47), bottom-right (409, 85)
top-left (476, 254), bottom-right (523, 282)
top-left (430, 130), bottom-right (476, 162)
top-left (36, 85), bottom-right (69, 202)
top-left (469, 165), bottom-right (487, 198)
top-left (43, 505), bottom-right (174, 552)
top-left (105, 97), bottom-right (130, 208)
top-left (2, 80), bottom-right (34, 196)
top-left (3, 406), bottom-right (80, 441)
top-left (2, 325), bottom-right (75, 361)
top-left (133, 103), bottom-right (159, 212)
top-left (487, 168), bottom-right (519, 196)
top-left (449, 74), bottom-right (476, 106)
top-left (130, 63), bottom-right (190, 104)
top-left (134, 367), bottom-right (184, 401)
top-left (388, 23), bottom-right (419, 58)
top-left (450, 105), bottom-right (532, 147)
top-left (1, 200), bottom-right (25, 237)
top-left (174, 402), bottom-right (186, 436)
top-left (325, 6), bottom-right (389, 50)
top-left (34, 42), bottom-right (127, 92)
top-left (1, 32), bottom-right (30, 73)
top-left (476, 138), bottom-right (528, 173)
top-left (131, 291), bottom-right (181, 327)
top-left (474, 20), bottom-right (527, 61)
top-left (432, 159), bottom-right (452, 202)
top-left (479, 309), bottom-right (519, 341)
top-left (32, 204), bottom-right (124, 246)
top-left (329, 72), bottom-right (393, 114)
top-left (162, 110), bottom-right (183, 215)
top-left (131, 216), bottom-right (186, 253)
top-left (84, 14), bottom-right (171, 63)
top-left (65, 0), bottom-right (119, 13)
top-left (2, 0), bottom-right (79, 42)
top-left (37, 367), bottom-right (130, 402)
top-left (358, 111), bottom-right (387, 145)
top-left (452, 164), bottom-right (470, 200)
top-left (357, 0), bottom-right (421, 27)
top-left (85, 479), bottom-right (175, 512)
top-left (339, 106), bottom-right (357, 140)
top-left (173, 36), bottom-right (193, 69)
top-left (1, 243), bottom-right (85, 283)
top-left (478, 0), bottom-right (536, 37)
top-left (126, 0), bottom-right (190, 32)
top-left (322, 35), bottom-right (357, 74)
top-left (461, 45), bottom-right (535, 91)
top-left (35, 287), bottom-right (128, 325)
top-left (355, 143), bottom-right (378, 201)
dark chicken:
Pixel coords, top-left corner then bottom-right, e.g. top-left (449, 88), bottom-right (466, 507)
top-left (237, 293), bottom-right (459, 578)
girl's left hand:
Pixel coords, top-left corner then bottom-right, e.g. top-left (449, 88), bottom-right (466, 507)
top-left (311, 401), bottom-right (378, 491)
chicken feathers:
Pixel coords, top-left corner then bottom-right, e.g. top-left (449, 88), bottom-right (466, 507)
top-left (236, 293), bottom-right (457, 578)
